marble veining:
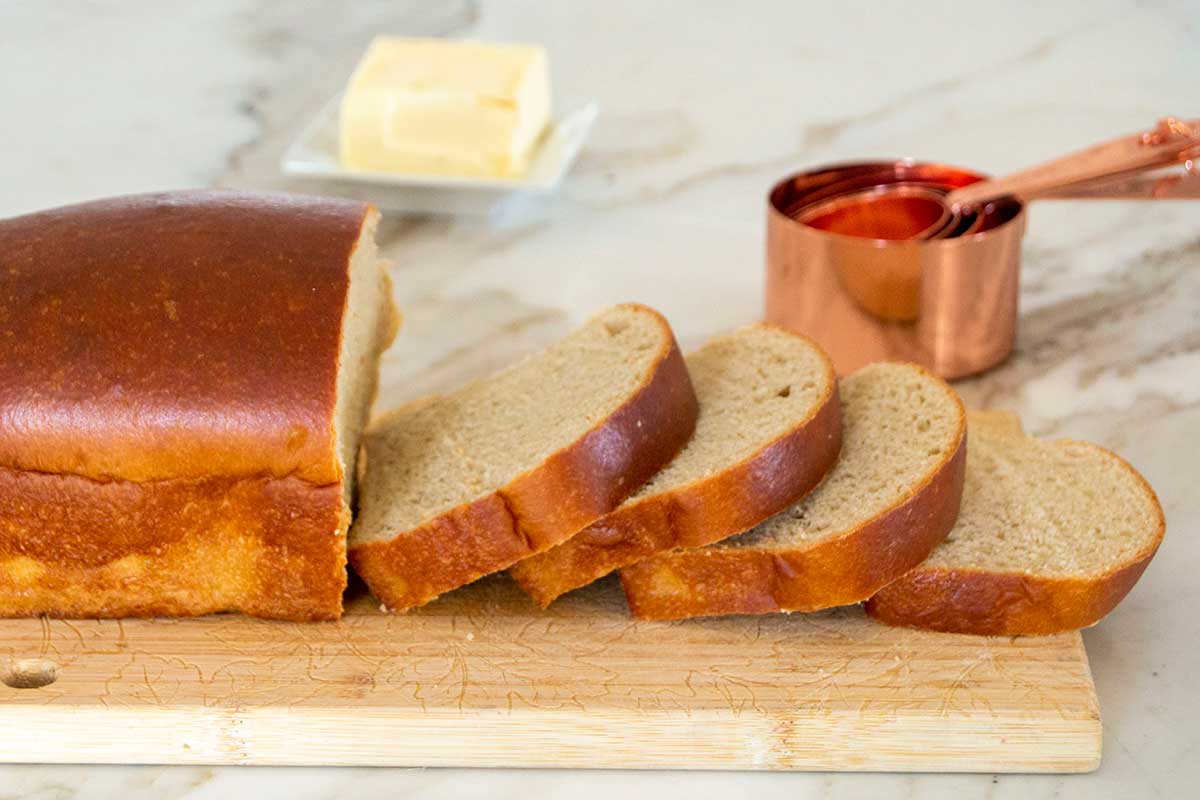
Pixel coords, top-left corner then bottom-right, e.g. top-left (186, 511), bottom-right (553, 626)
top-left (0, 0), bottom-right (1197, 797)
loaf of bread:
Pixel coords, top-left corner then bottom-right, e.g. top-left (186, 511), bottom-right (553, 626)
top-left (509, 324), bottom-right (842, 607)
top-left (0, 191), bottom-right (397, 620)
top-left (349, 304), bottom-right (698, 612)
top-left (866, 411), bottom-right (1165, 635)
top-left (620, 362), bottom-right (966, 620)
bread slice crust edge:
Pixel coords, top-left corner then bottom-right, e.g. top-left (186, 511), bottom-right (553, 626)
top-left (619, 363), bottom-right (967, 621)
top-left (509, 326), bottom-right (844, 607)
top-left (348, 304), bottom-right (700, 612)
top-left (865, 439), bottom-right (1165, 636)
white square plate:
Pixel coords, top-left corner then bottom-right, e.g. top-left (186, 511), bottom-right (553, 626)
top-left (281, 93), bottom-right (598, 215)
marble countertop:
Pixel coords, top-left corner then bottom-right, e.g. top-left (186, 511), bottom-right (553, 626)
top-left (1, 0), bottom-right (1197, 796)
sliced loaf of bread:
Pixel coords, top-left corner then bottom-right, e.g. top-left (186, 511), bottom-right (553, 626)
top-left (865, 411), bottom-right (1165, 635)
top-left (509, 324), bottom-right (843, 607)
top-left (620, 362), bottom-right (966, 620)
top-left (348, 304), bottom-right (698, 612)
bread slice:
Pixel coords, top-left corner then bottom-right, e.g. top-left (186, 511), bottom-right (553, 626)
top-left (865, 411), bottom-right (1165, 635)
top-left (620, 362), bottom-right (966, 620)
top-left (509, 324), bottom-right (842, 607)
top-left (348, 304), bottom-right (698, 612)
top-left (0, 190), bottom-right (397, 620)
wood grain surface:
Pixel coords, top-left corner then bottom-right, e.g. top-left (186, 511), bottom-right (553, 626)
top-left (0, 577), bottom-right (1100, 771)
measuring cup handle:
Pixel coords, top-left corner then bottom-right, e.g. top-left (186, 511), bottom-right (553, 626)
top-left (1039, 159), bottom-right (1200, 200)
top-left (945, 117), bottom-right (1200, 208)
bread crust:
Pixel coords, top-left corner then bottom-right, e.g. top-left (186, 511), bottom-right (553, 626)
top-left (620, 369), bottom-right (967, 621)
top-left (0, 190), bottom-right (386, 620)
top-left (0, 469), bottom-right (347, 621)
top-left (865, 442), bottom-right (1166, 636)
top-left (0, 190), bottom-right (370, 484)
top-left (349, 305), bottom-right (699, 612)
top-left (510, 330), bottom-right (843, 607)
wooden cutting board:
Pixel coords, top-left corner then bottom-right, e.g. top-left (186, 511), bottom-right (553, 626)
top-left (0, 576), bottom-right (1099, 771)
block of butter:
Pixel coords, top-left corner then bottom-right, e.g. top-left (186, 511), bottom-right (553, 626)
top-left (339, 37), bottom-right (552, 179)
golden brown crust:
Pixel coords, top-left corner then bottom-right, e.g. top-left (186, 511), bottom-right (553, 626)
top-left (863, 556), bottom-right (1157, 636)
top-left (865, 440), bottom-right (1166, 636)
top-left (349, 305), bottom-right (699, 612)
top-left (0, 190), bottom-right (382, 620)
top-left (0, 190), bottom-right (370, 484)
top-left (509, 339), bottom-right (843, 607)
top-left (0, 469), bottom-right (346, 621)
top-left (619, 372), bottom-right (967, 621)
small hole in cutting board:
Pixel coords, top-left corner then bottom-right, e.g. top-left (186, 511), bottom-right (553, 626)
top-left (3, 659), bottom-right (58, 689)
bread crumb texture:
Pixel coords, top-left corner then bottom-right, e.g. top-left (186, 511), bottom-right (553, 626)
top-left (726, 362), bottom-right (961, 551)
top-left (922, 412), bottom-right (1162, 577)
top-left (352, 305), bottom-right (672, 544)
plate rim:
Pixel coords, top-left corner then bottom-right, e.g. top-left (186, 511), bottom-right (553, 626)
top-left (280, 92), bottom-right (599, 194)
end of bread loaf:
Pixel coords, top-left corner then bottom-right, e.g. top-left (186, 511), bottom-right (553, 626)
top-left (865, 411), bottom-right (1165, 635)
top-left (620, 362), bottom-right (967, 620)
top-left (0, 191), bottom-right (395, 620)
top-left (509, 323), bottom-right (843, 607)
top-left (333, 206), bottom-right (401, 508)
top-left (349, 303), bottom-right (698, 613)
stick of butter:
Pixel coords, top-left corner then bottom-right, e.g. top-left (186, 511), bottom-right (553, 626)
top-left (339, 37), bottom-right (552, 178)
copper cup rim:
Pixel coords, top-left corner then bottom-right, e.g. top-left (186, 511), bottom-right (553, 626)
top-left (767, 159), bottom-right (1027, 249)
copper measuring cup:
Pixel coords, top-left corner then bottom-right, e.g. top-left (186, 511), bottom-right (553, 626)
top-left (766, 118), bottom-right (1199, 379)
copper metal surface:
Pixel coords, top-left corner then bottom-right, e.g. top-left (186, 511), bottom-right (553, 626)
top-left (797, 185), bottom-right (950, 241)
top-left (766, 161), bottom-right (1024, 379)
top-left (792, 118), bottom-right (1200, 242)
top-left (946, 116), bottom-right (1200, 208)
top-left (765, 118), bottom-right (1198, 379)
